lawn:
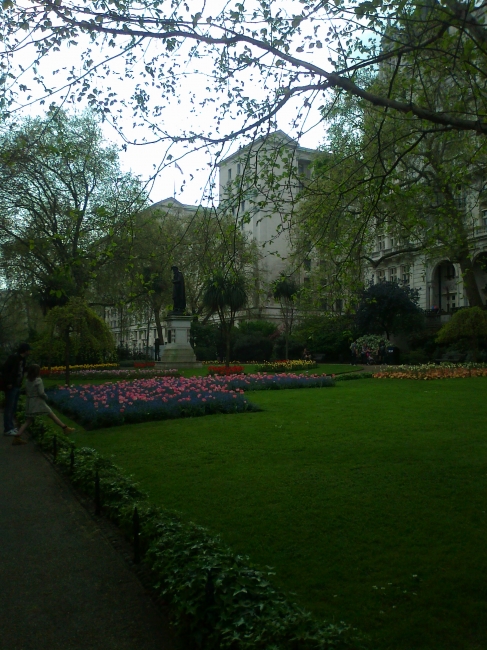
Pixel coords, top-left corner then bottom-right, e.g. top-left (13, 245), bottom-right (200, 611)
top-left (67, 378), bottom-right (487, 650)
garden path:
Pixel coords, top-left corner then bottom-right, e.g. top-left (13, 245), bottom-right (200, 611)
top-left (0, 413), bottom-right (175, 650)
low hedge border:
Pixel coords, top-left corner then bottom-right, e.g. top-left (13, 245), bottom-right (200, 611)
top-left (334, 373), bottom-right (373, 381)
top-left (27, 417), bottom-right (366, 650)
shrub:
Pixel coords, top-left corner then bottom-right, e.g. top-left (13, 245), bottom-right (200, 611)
top-left (272, 335), bottom-right (304, 360)
top-left (233, 333), bottom-right (273, 362)
top-left (236, 320), bottom-right (279, 338)
top-left (293, 315), bottom-right (355, 361)
top-left (436, 307), bottom-right (487, 361)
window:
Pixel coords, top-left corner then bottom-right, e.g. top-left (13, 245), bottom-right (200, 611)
top-left (237, 163), bottom-right (241, 175)
top-left (389, 267), bottom-right (397, 282)
top-left (446, 292), bottom-right (457, 312)
top-left (445, 263), bottom-right (456, 279)
top-left (140, 330), bottom-right (145, 340)
top-left (389, 237), bottom-right (394, 249)
top-left (377, 269), bottom-right (386, 282)
top-left (377, 235), bottom-right (385, 251)
top-left (241, 200), bottom-right (246, 212)
top-left (401, 265), bottom-right (411, 284)
top-left (303, 258), bottom-right (311, 271)
top-left (482, 208), bottom-right (487, 228)
top-left (228, 168), bottom-right (232, 181)
top-left (297, 159), bottom-right (311, 179)
top-left (335, 299), bottom-right (343, 313)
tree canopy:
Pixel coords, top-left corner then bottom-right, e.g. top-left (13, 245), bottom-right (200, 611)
top-left (0, 109), bottom-right (147, 311)
top-left (355, 280), bottom-right (423, 339)
top-left (1, 0), bottom-right (486, 156)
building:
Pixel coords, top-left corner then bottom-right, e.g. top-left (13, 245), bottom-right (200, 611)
top-left (218, 130), bottom-right (317, 320)
top-left (365, 206), bottom-right (487, 320)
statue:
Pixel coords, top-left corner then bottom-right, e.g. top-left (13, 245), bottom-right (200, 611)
top-left (171, 265), bottom-right (186, 314)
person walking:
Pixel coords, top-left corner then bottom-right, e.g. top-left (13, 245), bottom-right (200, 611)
top-left (13, 364), bottom-right (75, 445)
top-left (2, 343), bottom-right (32, 437)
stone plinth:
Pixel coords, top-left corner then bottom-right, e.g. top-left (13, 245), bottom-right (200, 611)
top-left (155, 315), bottom-right (202, 370)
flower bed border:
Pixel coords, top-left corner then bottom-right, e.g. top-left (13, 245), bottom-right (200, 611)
top-left (27, 418), bottom-right (363, 650)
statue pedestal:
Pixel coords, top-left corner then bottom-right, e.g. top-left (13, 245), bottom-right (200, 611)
top-left (155, 315), bottom-right (202, 370)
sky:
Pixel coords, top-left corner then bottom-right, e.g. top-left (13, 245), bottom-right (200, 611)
top-left (4, 2), bottom-right (333, 207)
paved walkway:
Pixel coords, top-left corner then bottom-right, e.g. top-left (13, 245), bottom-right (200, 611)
top-left (0, 422), bottom-right (175, 650)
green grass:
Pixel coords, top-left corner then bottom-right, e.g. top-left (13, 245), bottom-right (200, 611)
top-left (63, 378), bottom-right (487, 650)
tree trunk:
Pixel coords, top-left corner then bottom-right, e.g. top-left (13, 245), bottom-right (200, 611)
top-left (64, 328), bottom-right (70, 386)
top-left (285, 329), bottom-right (289, 360)
top-left (145, 312), bottom-right (151, 360)
top-left (458, 255), bottom-right (483, 308)
top-left (225, 327), bottom-right (231, 367)
top-left (154, 307), bottom-right (164, 344)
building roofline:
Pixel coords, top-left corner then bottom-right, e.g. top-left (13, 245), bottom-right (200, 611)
top-left (219, 130), bottom-right (317, 166)
top-left (148, 196), bottom-right (199, 213)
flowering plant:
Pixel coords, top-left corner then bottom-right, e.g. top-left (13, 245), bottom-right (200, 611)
top-left (254, 360), bottom-right (317, 373)
top-left (207, 365), bottom-right (244, 376)
top-left (41, 363), bottom-right (119, 375)
top-left (374, 363), bottom-right (487, 380)
top-left (47, 373), bottom-right (334, 429)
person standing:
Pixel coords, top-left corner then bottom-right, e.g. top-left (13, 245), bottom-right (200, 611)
top-left (350, 341), bottom-right (357, 365)
top-left (2, 343), bottom-right (32, 436)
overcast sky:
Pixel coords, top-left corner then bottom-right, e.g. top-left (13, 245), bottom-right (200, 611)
top-left (6, 4), bottom-right (332, 206)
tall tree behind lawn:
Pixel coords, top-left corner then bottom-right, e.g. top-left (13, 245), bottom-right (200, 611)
top-left (296, 68), bottom-right (487, 307)
top-left (0, 109), bottom-right (148, 310)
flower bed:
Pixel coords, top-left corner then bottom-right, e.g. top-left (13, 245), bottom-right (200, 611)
top-left (47, 373), bottom-right (334, 429)
top-left (41, 363), bottom-right (119, 376)
top-left (207, 365), bottom-right (245, 376)
top-left (47, 368), bottom-right (180, 380)
top-left (254, 360), bottom-right (318, 373)
top-left (373, 363), bottom-right (487, 380)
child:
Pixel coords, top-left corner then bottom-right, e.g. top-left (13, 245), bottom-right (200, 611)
top-left (13, 364), bottom-right (75, 445)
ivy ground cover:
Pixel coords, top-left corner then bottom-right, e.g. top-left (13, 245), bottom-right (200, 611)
top-left (47, 373), bottom-right (334, 429)
top-left (71, 378), bottom-right (487, 650)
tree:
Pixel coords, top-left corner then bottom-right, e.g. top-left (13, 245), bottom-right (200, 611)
top-left (295, 63), bottom-right (487, 307)
top-left (273, 275), bottom-right (299, 360)
top-left (0, 109), bottom-right (147, 311)
top-left (2, 0), bottom-right (487, 154)
top-left (355, 281), bottom-right (423, 340)
top-left (436, 307), bottom-right (487, 361)
top-left (36, 297), bottom-right (115, 384)
top-left (202, 271), bottom-right (248, 366)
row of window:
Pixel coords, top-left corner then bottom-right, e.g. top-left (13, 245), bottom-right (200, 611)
top-left (372, 265), bottom-right (410, 284)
